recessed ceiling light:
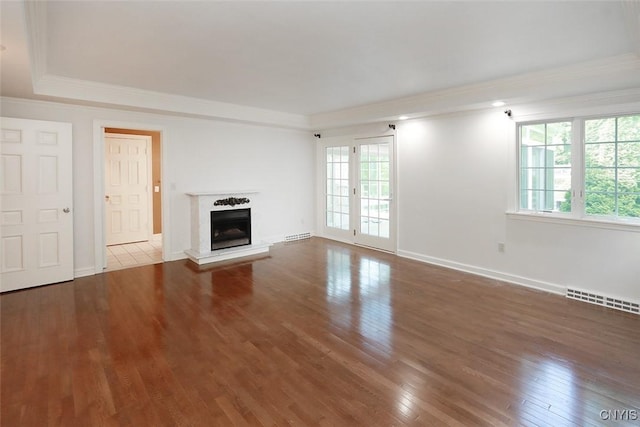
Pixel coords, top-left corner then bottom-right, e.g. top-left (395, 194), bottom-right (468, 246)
top-left (492, 101), bottom-right (506, 107)
top-left (398, 115), bottom-right (409, 120)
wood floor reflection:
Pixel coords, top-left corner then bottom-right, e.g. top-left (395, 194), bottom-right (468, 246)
top-left (2, 237), bottom-right (639, 426)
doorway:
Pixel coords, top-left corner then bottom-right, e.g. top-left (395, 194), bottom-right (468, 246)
top-left (103, 128), bottom-right (163, 271)
top-left (321, 134), bottom-right (396, 252)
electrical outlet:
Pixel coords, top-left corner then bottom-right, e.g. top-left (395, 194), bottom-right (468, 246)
top-left (498, 242), bottom-right (505, 253)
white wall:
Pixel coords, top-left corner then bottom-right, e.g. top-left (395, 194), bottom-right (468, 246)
top-left (396, 109), bottom-right (640, 302)
top-left (1, 97), bottom-right (316, 274)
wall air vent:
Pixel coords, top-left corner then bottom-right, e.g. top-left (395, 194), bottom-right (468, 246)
top-left (567, 288), bottom-right (639, 315)
top-left (284, 232), bottom-right (311, 242)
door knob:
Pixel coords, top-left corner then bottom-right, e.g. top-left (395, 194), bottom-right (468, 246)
top-left (105, 195), bottom-right (110, 201)
top-left (63, 208), bottom-right (70, 213)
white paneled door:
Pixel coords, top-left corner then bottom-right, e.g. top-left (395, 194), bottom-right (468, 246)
top-left (105, 133), bottom-right (151, 245)
top-left (1, 117), bottom-right (74, 292)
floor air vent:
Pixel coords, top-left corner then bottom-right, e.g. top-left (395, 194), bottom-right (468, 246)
top-left (284, 232), bottom-right (311, 242)
top-left (567, 288), bottom-right (639, 315)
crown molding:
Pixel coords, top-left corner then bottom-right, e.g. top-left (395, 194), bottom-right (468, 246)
top-left (310, 54), bottom-right (640, 130)
top-left (508, 88), bottom-right (640, 122)
top-left (32, 74), bottom-right (310, 130)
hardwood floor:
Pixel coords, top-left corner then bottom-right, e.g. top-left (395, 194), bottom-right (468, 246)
top-left (2, 237), bottom-right (639, 426)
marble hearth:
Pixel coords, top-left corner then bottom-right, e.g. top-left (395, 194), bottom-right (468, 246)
top-left (185, 191), bottom-right (271, 265)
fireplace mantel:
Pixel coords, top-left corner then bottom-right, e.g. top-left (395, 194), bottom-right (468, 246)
top-left (185, 191), bottom-right (271, 265)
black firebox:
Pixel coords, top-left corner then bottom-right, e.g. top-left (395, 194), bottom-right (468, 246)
top-left (210, 208), bottom-right (251, 250)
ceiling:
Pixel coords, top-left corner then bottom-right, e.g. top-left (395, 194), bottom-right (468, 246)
top-left (2, 1), bottom-right (640, 129)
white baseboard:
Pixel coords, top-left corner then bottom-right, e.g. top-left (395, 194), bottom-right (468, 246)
top-left (151, 233), bottom-right (162, 242)
top-left (74, 266), bottom-right (96, 278)
top-left (170, 251), bottom-right (188, 261)
top-left (397, 250), bottom-right (566, 295)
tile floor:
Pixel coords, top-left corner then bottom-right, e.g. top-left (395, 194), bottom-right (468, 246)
top-left (106, 239), bottom-right (162, 271)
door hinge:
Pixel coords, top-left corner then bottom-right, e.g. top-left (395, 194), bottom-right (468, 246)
top-left (353, 147), bottom-right (356, 153)
top-left (353, 229), bottom-right (356, 236)
top-left (353, 188), bottom-right (356, 195)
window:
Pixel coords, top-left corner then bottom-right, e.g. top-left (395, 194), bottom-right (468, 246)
top-left (519, 121), bottom-right (572, 212)
top-left (518, 113), bottom-right (640, 222)
top-left (584, 116), bottom-right (640, 218)
top-left (326, 146), bottom-right (350, 230)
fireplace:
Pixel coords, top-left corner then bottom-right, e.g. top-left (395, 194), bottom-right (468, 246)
top-left (185, 191), bottom-right (271, 265)
top-left (210, 208), bottom-right (251, 250)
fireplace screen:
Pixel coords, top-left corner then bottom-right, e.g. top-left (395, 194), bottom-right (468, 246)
top-left (210, 208), bottom-right (251, 250)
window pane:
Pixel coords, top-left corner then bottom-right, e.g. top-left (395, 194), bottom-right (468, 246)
top-left (326, 211), bottom-right (333, 227)
top-left (381, 163), bottom-right (390, 180)
top-left (617, 193), bottom-right (640, 217)
top-left (521, 168), bottom-right (546, 190)
top-left (618, 168), bottom-right (640, 192)
top-left (586, 168), bottom-right (616, 193)
top-left (586, 192), bottom-right (616, 216)
top-left (379, 219), bottom-right (390, 238)
top-left (333, 212), bottom-right (342, 228)
top-left (547, 122), bottom-right (571, 145)
top-left (521, 146), bottom-right (547, 168)
top-left (380, 182), bottom-right (390, 198)
top-left (520, 189), bottom-right (548, 211)
top-left (361, 198), bottom-right (369, 217)
top-left (553, 168), bottom-right (571, 191)
top-left (585, 118), bottom-right (615, 143)
top-left (549, 145), bottom-right (571, 166)
top-left (340, 196), bottom-right (350, 214)
top-left (360, 217), bottom-right (369, 234)
top-left (333, 196), bottom-right (341, 212)
top-left (369, 219), bottom-right (379, 236)
top-left (341, 146), bottom-right (350, 162)
top-left (361, 145), bottom-right (369, 161)
top-left (333, 163), bottom-right (341, 179)
top-left (361, 163), bottom-right (369, 180)
top-left (618, 115), bottom-right (640, 142)
top-left (326, 147), bottom-right (333, 162)
top-left (378, 144), bottom-right (390, 161)
top-left (521, 124), bottom-right (545, 146)
top-left (379, 200), bottom-right (390, 219)
top-left (341, 163), bottom-right (349, 179)
top-left (326, 195), bottom-right (333, 211)
top-left (585, 143), bottom-right (615, 167)
top-left (369, 162), bottom-right (378, 180)
top-left (371, 201), bottom-right (381, 218)
top-left (618, 143), bottom-right (640, 167)
top-left (332, 180), bottom-right (340, 195)
top-left (341, 213), bottom-right (350, 228)
top-left (546, 191), bottom-right (571, 212)
top-left (340, 180), bottom-right (349, 196)
top-left (369, 181), bottom-right (379, 198)
top-left (361, 182), bottom-right (369, 197)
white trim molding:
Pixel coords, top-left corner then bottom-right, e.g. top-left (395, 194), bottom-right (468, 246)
top-left (397, 249), bottom-right (566, 295)
top-left (310, 54), bottom-right (640, 130)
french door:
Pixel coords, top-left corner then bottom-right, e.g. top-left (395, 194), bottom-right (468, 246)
top-left (323, 135), bottom-right (395, 252)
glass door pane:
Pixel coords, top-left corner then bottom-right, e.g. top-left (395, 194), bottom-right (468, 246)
top-left (325, 146), bottom-right (350, 230)
top-left (355, 136), bottom-right (394, 252)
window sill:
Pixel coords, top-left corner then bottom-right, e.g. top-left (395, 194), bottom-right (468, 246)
top-left (505, 211), bottom-right (640, 233)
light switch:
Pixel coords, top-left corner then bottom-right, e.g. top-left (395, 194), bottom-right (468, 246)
top-left (154, 185), bottom-right (160, 193)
